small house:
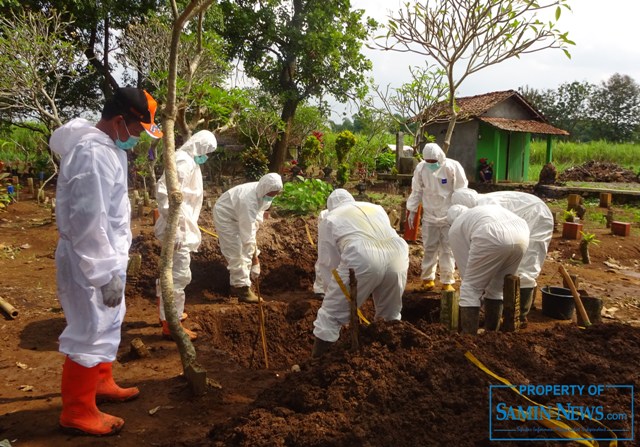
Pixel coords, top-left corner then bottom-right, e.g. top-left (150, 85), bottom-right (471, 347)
top-left (420, 90), bottom-right (569, 183)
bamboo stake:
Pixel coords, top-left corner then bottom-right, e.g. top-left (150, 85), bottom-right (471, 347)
top-left (349, 268), bottom-right (359, 352)
top-left (254, 274), bottom-right (269, 369)
top-left (558, 265), bottom-right (591, 327)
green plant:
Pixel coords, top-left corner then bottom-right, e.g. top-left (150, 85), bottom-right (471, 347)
top-left (299, 132), bottom-right (323, 169)
top-left (375, 152), bottom-right (396, 172)
top-left (588, 211), bottom-right (607, 226)
top-left (563, 209), bottom-right (577, 222)
top-left (335, 130), bottom-right (356, 164)
top-left (579, 231), bottom-right (600, 264)
top-left (273, 179), bottom-right (333, 215)
top-left (241, 146), bottom-right (269, 181)
top-left (336, 163), bottom-right (350, 187)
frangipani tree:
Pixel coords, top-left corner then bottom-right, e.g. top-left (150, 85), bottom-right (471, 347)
top-left (378, 0), bottom-right (574, 153)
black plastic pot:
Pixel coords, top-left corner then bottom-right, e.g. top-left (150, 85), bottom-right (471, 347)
top-left (541, 286), bottom-right (575, 320)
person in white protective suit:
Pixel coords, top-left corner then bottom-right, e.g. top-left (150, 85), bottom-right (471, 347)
top-left (312, 189), bottom-right (409, 358)
top-left (406, 143), bottom-right (468, 292)
top-left (50, 88), bottom-right (162, 436)
top-left (213, 173), bottom-right (283, 303)
top-left (154, 130), bottom-right (217, 341)
top-left (451, 188), bottom-right (554, 327)
top-left (447, 204), bottom-right (529, 334)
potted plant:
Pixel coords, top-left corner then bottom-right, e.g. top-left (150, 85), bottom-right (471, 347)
top-left (562, 209), bottom-right (583, 240)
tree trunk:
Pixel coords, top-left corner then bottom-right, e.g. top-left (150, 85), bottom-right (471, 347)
top-left (158, 0), bottom-right (215, 395)
top-left (442, 93), bottom-right (457, 154)
top-left (269, 98), bottom-right (298, 173)
top-left (148, 139), bottom-right (161, 199)
top-left (580, 241), bottom-right (591, 264)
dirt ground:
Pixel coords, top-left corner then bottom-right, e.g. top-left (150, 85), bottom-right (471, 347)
top-left (1, 183), bottom-right (639, 447)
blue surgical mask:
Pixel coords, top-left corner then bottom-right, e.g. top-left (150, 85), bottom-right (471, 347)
top-left (194, 154), bottom-right (208, 165)
top-left (115, 122), bottom-right (139, 151)
top-left (426, 161), bottom-right (440, 171)
top-left (263, 196), bottom-right (275, 203)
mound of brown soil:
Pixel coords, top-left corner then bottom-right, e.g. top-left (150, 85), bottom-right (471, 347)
top-left (193, 321), bottom-right (639, 447)
top-left (559, 161), bottom-right (639, 183)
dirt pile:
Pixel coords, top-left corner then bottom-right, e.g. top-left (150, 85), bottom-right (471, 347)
top-left (186, 321), bottom-right (639, 447)
top-left (558, 161), bottom-right (640, 183)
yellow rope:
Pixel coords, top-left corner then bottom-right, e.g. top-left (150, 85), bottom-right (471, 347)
top-left (331, 269), bottom-right (370, 325)
top-left (465, 351), bottom-right (617, 446)
top-left (304, 223), bottom-right (315, 248)
top-left (198, 225), bottom-right (218, 238)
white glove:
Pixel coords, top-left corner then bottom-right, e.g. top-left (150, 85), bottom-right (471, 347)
top-left (101, 275), bottom-right (124, 308)
top-left (407, 211), bottom-right (417, 230)
top-left (250, 263), bottom-right (261, 281)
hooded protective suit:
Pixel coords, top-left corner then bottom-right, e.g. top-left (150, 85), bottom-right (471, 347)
top-left (451, 188), bottom-right (553, 289)
top-left (213, 173), bottom-right (283, 287)
top-left (50, 118), bottom-right (131, 368)
top-left (313, 189), bottom-right (409, 342)
top-left (155, 130), bottom-right (217, 320)
top-left (447, 204), bottom-right (529, 307)
top-left (406, 143), bottom-right (468, 284)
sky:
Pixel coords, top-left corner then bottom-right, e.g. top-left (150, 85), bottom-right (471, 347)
top-left (331, 0), bottom-right (640, 121)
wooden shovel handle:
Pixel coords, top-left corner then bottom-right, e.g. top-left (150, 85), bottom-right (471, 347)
top-left (558, 265), bottom-right (591, 327)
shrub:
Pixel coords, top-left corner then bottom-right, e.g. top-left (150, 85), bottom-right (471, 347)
top-left (241, 146), bottom-right (269, 181)
top-left (375, 151), bottom-right (396, 172)
top-left (335, 130), bottom-right (356, 164)
top-left (273, 178), bottom-right (333, 215)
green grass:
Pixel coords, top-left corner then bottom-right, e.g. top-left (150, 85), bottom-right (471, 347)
top-left (528, 140), bottom-right (640, 184)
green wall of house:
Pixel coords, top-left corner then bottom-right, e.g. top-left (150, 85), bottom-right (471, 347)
top-left (476, 123), bottom-right (531, 182)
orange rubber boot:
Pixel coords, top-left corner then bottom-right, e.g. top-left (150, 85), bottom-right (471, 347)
top-left (59, 357), bottom-right (124, 436)
top-left (161, 320), bottom-right (197, 341)
top-left (96, 362), bottom-right (140, 403)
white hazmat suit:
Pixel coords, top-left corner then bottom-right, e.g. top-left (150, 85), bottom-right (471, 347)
top-left (50, 118), bottom-right (131, 368)
top-left (313, 189), bottom-right (409, 343)
top-left (447, 204), bottom-right (530, 308)
top-left (155, 130), bottom-right (217, 321)
top-left (406, 143), bottom-right (467, 286)
top-left (451, 188), bottom-right (553, 289)
top-left (213, 173), bottom-right (283, 288)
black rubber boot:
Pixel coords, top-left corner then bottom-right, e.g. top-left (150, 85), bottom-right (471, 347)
top-left (459, 307), bottom-right (480, 335)
top-left (519, 287), bottom-right (535, 327)
top-left (311, 336), bottom-right (333, 358)
top-left (484, 299), bottom-right (504, 331)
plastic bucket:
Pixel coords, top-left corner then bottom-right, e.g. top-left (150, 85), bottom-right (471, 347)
top-left (577, 292), bottom-right (603, 325)
top-left (541, 286), bottom-right (575, 320)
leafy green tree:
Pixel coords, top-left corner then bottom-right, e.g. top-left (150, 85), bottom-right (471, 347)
top-left (378, 0), bottom-right (574, 153)
top-left (520, 81), bottom-right (594, 142)
top-left (590, 73), bottom-right (640, 143)
top-left (219, 0), bottom-right (376, 172)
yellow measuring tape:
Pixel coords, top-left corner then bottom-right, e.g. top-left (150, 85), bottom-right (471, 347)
top-left (198, 226), bottom-right (218, 238)
top-left (465, 351), bottom-right (617, 446)
top-left (331, 269), bottom-right (370, 325)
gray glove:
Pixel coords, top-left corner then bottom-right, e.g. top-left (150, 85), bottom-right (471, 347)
top-left (101, 275), bottom-right (124, 307)
top-left (407, 211), bottom-right (417, 230)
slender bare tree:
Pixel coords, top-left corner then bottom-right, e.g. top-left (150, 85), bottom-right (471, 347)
top-left (159, 0), bottom-right (219, 395)
top-left (377, 0), bottom-right (574, 153)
